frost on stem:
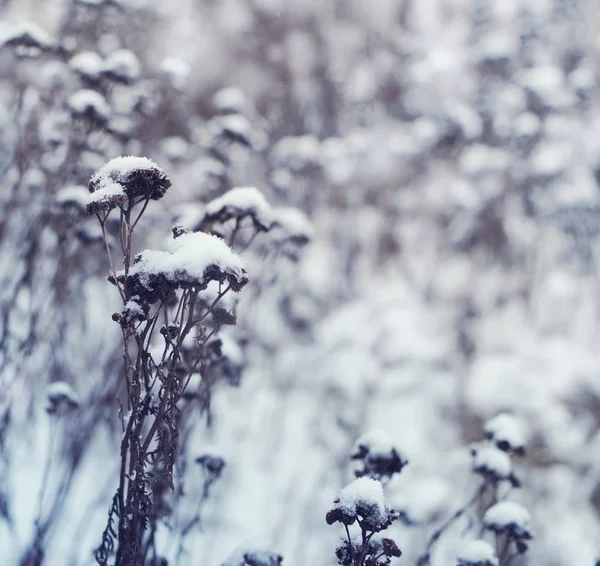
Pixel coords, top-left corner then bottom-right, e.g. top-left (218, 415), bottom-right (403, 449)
top-left (89, 156), bottom-right (171, 202)
top-left (457, 540), bottom-right (499, 566)
top-left (351, 430), bottom-right (408, 483)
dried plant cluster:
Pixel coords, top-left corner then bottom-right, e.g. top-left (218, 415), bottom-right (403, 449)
top-left (87, 155), bottom-right (305, 565)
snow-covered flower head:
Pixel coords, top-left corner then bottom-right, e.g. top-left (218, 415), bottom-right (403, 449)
top-left (47, 381), bottom-right (80, 415)
top-left (0, 21), bottom-right (54, 57)
top-left (457, 540), bottom-right (498, 566)
top-left (123, 231), bottom-right (248, 304)
top-left (326, 477), bottom-right (397, 532)
top-left (483, 501), bottom-right (532, 541)
top-left (484, 413), bottom-right (527, 455)
top-left (471, 444), bottom-right (519, 486)
top-left (351, 429), bottom-right (408, 482)
top-left (89, 156), bottom-right (171, 202)
top-left (202, 187), bottom-right (274, 233)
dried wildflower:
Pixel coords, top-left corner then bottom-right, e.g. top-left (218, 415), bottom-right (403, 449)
top-left (326, 478), bottom-right (397, 532)
top-left (86, 182), bottom-right (127, 215)
top-left (89, 156), bottom-right (171, 201)
top-left (484, 413), bottom-right (527, 455)
top-left (471, 444), bottom-right (519, 486)
top-left (195, 453), bottom-right (226, 481)
top-left (47, 381), bottom-right (80, 414)
top-left (202, 187), bottom-right (274, 232)
top-left (457, 540), bottom-right (498, 566)
top-left (101, 48), bottom-right (141, 84)
top-left (68, 89), bottom-right (111, 125)
top-left (0, 21), bottom-right (54, 57)
top-left (351, 430), bottom-right (408, 482)
top-left (483, 501), bottom-right (533, 541)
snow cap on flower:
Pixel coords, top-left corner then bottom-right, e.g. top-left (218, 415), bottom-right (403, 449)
top-left (484, 413), bottom-right (527, 455)
top-left (483, 501), bottom-right (532, 540)
top-left (124, 231), bottom-right (248, 304)
top-left (68, 89), bottom-right (111, 124)
top-left (326, 477), bottom-right (397, 532)
top-left (0, 21), bottom-right (54, 56)
top-left (471, 444), bottom-right (519, 486)
top-left (457, 540), bottom-right (499, 566)
top-left (89, 156), bottom-right (171, 201)
top-left (351, 429), bottom-right (408, 481)
top-left (47, 381), bottom-right (80, 414)
top-left (202, 186), bottom-right (274, 232)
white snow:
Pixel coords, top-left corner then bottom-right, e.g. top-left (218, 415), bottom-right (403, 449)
top-left (471, 444), bottom-right (512, 479)
top-left (337, 477), bottom-right (386, 516)
top-left (129, 231), bottom-right (245, 285)
top-left (271, 207), bottom-right (313, 242)
top-left (102, 49), bottom-right (141, 82)
top-left (67, 89), bottom-right (111, 121)
top-left (160, 56), bottom-right (190, 90)
top-left (352, 429), bottom-right (395, 458)
top-left (213, 87), bottom-right (247, 113)
top-left (47, 381), bottom-right (80, 405)
top-left (219, 114), bottom-right (252, 139)
top-left (483, 501), bottom-right (532, 536)
top-left (484, 413), bottom-right (527, 453)
top-left (457, 540), bottom-right (499, 566)
top-left (205, 187), bottom-right (273, 228)
top-left (87, 182), bottom-right (127, 206)
top-left (90, 156), bottom-right (164, 187)
top-left (55, 185), bottom-right (89, 208)
top-left (69, 51), bottom-right (104, 78)
top-left (0, 20), bottom-right (54, 50)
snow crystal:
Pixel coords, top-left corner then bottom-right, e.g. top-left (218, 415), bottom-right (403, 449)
top-left (102, 49), bottom-right (141, 82)
top-left (484, 413), bottom-right (527, 453)
top-left (205, 187), bottom-right (274, 228)
top-left (471, 444), bottom-right (512, 480)
top-left (483, 501), bottom-right (532, 538)
top-left (457, 540), bottom-right (499, 566)
top-left (337, 477), bottom-right (386, 516)
top-left (69, 51), bottom-right (104, 79)
top-left (67, 89), bottom-right (111, 121)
